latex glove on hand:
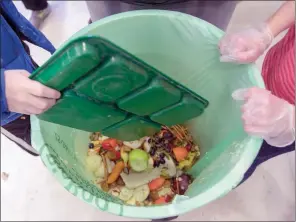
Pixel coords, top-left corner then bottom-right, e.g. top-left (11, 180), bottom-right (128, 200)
top-left (232, 88), bottom-right (295, 147)
top-left (219, 24), bottom-right (273, 63)
top-left (4, 70), bottom-right (61, 115)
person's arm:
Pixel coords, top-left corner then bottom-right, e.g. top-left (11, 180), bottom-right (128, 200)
top-left (219, 1), bottom-right (295, 64)
top-left (266, 1), bottom-right (295, 37)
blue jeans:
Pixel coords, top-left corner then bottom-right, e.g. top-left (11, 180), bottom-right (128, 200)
top-left (239, 140), bottom-right (295, 185)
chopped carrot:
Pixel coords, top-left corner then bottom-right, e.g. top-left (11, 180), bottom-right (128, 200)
top-left (173, 147), bottom-right (188, 162)
top-left (107, 161), bottom-right (124, 184)
top-left (154, 196), bottom-right (167, 205)
top-left (149, 177), bottom-right (165, 191)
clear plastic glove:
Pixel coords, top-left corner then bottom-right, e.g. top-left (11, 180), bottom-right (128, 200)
top-left (219, 24), bottom-right (273, 63)
top-left (4, 70), bottom-right (61, 115)
top-left (232, 87), bottom-right (295, 147)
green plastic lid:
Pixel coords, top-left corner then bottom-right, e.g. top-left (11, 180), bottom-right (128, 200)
top-left (30, 36), bottom-right (209, 140)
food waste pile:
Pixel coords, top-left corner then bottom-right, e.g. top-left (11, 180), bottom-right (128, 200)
top-left (85, 125), bottom-right (200, 206)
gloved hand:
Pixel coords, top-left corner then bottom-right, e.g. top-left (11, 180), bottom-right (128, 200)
top-left (219, 23), bottom-right (274, 63)
top-left (4, 70), bottom-right (61, 115)
top-left (232, 87), bottom-right (295, 147)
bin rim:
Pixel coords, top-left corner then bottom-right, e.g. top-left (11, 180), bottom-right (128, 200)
top-left (33, 10), bottom-right (264, 219)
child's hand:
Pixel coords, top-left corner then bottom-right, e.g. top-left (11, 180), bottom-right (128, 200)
top-left (232, 87), bottom-right (295, 147)
top-left (219, 24), bottom-right (273, 64)
top-left (4, 69), bottom-right (61, 115)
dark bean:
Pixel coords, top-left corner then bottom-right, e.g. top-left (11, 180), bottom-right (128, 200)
top-left (165, 146), bottom-right (171, 152)
top-left (155, 143), bottom-right (162, 148)
top-left (150, 149), bottom-right (156, 156)
top-left (163, 143), bottom-right (170, 150)
top-left (148, 138), bottom-right (152, 143)
top-left (155, 138), bottom-right (161, 143)
top-left (160, 158), bottom-right (166, 164)
top-left (163, 131), bottom-right (173, 139)
top-left (159, 153), bottom-right (165, 159)
top-left (88, 143), bottom-right (94, 149)
top-left (186, 143), bottom-right (192, 151)
top-left (154, 160), bottom-right (160, 168)
top-left (147, 195), bottom-right (153, 202)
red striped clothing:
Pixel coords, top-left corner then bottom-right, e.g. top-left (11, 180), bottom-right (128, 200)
top-left (262, 25), bottom-right (295, 105)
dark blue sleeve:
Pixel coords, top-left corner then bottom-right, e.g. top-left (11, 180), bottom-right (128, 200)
top-left (1, 68), bottom-right (8, 114)
top-left (0, 69), bottom-right (21, 126)
top-left (0, 0), bottom-right (56, 54)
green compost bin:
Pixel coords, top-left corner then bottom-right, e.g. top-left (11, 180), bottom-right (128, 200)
top-left (31, 10), bottom-right (265, 219)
